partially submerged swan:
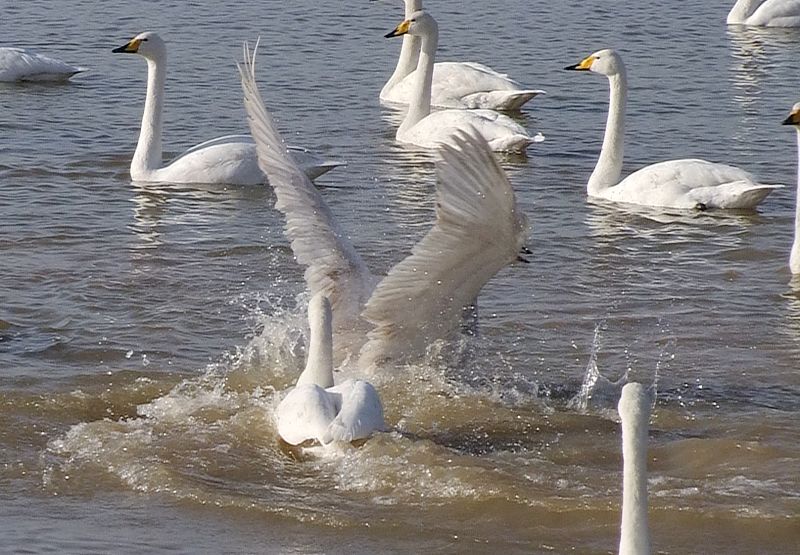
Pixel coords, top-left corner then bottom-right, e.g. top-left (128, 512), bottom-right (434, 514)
top-left (112, 32), bottom-right (343, 184)
top-left (727, 0), bottom-right (800, 26)
top-left (781, 102), bottom-right (800, 274)
top-left (239, 42), bottom-right (530, 370)
top-left (385, 11), bottom-right (543, 152)
top-left (276, 293), bottom-right (384, 447)
top-left (565, 48), bottom-right (779, 210)
top-left (380, 0), bottom-right (544, 110)
top-left (0, 47), bottom-right (86, 82)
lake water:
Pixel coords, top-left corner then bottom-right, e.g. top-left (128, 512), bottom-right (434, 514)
top-left (1, 0), bottom-right (799, 553)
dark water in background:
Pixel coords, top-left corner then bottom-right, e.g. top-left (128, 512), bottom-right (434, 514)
top-left (1, 0), bottom-right (799, 553)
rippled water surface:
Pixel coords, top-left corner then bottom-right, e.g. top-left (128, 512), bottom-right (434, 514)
top-left (2, 1), bottom-right (799, 553)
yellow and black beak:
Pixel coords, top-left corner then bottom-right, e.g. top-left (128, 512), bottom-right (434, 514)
top-left (112, 38), bottom-right (141, 54)
top-left (564, 55), bottom-right (595, 71)
top-left (385, 19), bottom-right (411, 38)
top-left (782, 110), bottom-right (800, 126)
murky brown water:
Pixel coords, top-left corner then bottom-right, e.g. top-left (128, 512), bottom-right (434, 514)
top-left (2, 0), bottom-right (799, 553)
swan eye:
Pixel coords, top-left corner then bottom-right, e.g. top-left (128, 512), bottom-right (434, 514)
top-left (142, 38), bottom-right (149, 42)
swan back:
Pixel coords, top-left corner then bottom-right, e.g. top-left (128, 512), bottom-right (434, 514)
top-left (727, 0), bottom-right (800, 26)
top-left (0, 47), bottom-right (85, 82)
top-left (296, 293), bottom-right (335, 389)
top-left (617, 382), bottom-right (652, 555)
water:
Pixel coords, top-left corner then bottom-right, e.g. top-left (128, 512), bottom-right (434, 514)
top-left (2, 0), bottom-right (799, 553)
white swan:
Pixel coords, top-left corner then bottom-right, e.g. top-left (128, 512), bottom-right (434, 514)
top-left (238, 42), bottom-right (529, 370)
top-left (380, 0), bottom-right (545, 110)
top-left (781, 102), bottom-right (800, 273)
top-left (617, 382), bottom-right (652, 555)
top-left (0, 47), bottom-right (86, 82)
top-left (565, 49), bottom-right (779, 210)
top-left (385, 11), bottom-right (543, 152)
top-left (276, 293), bottom-right (384, 447)
top-left (112, 32), bottom-right (343, 185)
top-left (727, 0), bottom-right (800, 26)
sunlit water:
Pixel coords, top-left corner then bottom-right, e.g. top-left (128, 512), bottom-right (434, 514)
top-left (2, 1), bottom-right (799, 553)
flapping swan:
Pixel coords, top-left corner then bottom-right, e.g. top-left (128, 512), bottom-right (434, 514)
top-left (385, 11), bottom-right (543, 152)
top-left (781, 103), bottom-right (800, 273)
top-left (565, 49), bottom-right (779, 210)
top-left (239, 42), bottom-right (529, 370)
top-left (727, 0), bottom-right (800, 26)
top-left (617, 382), bottom-right (652, 555)
top-left (112, 32), bottom-right (343, 185)
top-left (0, 47), bottom-right (86, 82)
top-left (380, 0), bottom-right (544, 110)
top-left (276, 293), bottom-right (384, 447)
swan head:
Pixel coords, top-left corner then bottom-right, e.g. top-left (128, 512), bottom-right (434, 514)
top-left (112, 31), bottom-right (166, 60)
top-left (617, 382), bottom-right (652, 423)
top-left (384, 9), bottom-right (437, 39)
top-left (782, 102), bottom-right (800, 127)
top-left (308, 292), bottom-right (333, 332)
top-left (565, 48), bottom-right (624, 77)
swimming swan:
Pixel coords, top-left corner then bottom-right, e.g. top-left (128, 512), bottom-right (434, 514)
top-left (239, 42), bottom-right (529, 369)
top-left (565, 49), bottom-right (779, 210)
top-left (385, 11), bottom-right (543, 152)
top-left (0, 47), bottom-right (86, 82)
top-left (380, 0), bottom-right (545, 110)
top-left (276, 293), bottom-right (384, 447)
top-left (727, 0), bottom-right (800, 26)
top-left (781, 102), bottom-right (800, 273)
top-left (617, 382), bottom-right (652, 555)
top-left (112, 32), bottom-right (343, 184)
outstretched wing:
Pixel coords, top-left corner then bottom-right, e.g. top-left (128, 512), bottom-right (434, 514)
top-left (238, 42), bottom-right (374, 328)
top-left (359, 127), bottom-right (530, 368)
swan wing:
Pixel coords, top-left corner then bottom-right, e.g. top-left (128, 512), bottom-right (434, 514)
top-left (238, 42), bottom-right (373, 325)
top-left (275, 384), bottom-right (338, 445)
top-left (322, 379), bottom-right (385, 444)
top-left (750, 0), bottom-right (800, 26)
top-left (0, 47), bottom-right (84, 82)
top-left (359, 127), bottom-right (529, 368)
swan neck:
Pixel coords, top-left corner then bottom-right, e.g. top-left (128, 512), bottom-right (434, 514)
top-left (792, 130), bottom-right (800, 273)
top-left (382, 34), bottom-right (421, 97)
top-left (399, 27), bottom-right (436, 136)
top-left (619, 408), bottom-right (651, 555)
top-left (132, 56), bottom-right (167, 177)
top-left (727, 0), bottom-right (760, 23)
top-left (297, 306), bottom-right (334, 389)
top-left (589, 71), bottom-right (627, 195)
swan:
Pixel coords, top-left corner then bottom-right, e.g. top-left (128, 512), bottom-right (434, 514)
top-left (565, 49), bottom-right (779, 210)
top-left (0, 47), bottom-right (86, 82)
top-left (276, 293), bottom-right (384, 447)
top-left (781, 102), bottom-right (800, 273)
top-left (385, 11), bottom-right (543, 152)
top-left (727, 0), bottom-right (800, 26)
top-left (380, 0), bottom-right (545, 111)
top-left (617, 382), bottom-right (652, 555)
top-left (238, 42), bottom-right (530, 370)
top-left (112, 32), bottom-right (343, 185)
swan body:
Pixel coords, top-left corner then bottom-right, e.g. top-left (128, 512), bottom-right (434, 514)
top-left (276, 294), bottom-right (384, 447)
top-left (385, 11), bottom-right (542, 153)
top-left (617, 382), bottom-right (652, 555)
top-left (0, 47), bottom-right (86, 82)
top-left (565, 49), bottom-right (779, 210)
top-left (380, 0), bottom-right (544, 110)
top-left (239, 42), bottom-right (529, 370)
top-left (781, 103), bottom-right (800, 273)
top-left (112, 32), bottom-right (343, 185)
top-left (727, 0), bottom-right (800, 26)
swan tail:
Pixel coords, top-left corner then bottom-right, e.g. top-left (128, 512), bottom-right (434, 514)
top-left (487, 132), bottom-right (544, 153)
top-left (321, 381), bottom-right (385, 444)
top-left (690, 182), bottom-right (782, 209)
top-left (462, 89), bottom-right (546, 111)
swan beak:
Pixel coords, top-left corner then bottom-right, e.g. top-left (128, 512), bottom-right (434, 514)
top-left (564, 55), bottom-right (594, 71)
top-left (112, 38), bottom-right (141, 54)
top-left (782, 111), bottom-right (800, 126)
top-left (385, 19), bottom-right (411, 38)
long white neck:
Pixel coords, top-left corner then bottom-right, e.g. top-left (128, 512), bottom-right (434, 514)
top-left (296, 298), bottom-right (334, 389)
top-left (131, 54), bottom-right (167, 179)
top-left (791, 130), bottom-right (800, 274)
top-left (589, 70), bottom-right (627, 196)
top-left (619, 399), bottom-right (651, 555)
top-left (399, 25), bottom-right (436, 137)
top-left (727, 0), bottom-right (761, 24)
top-left (380, 0), bottom-right (422, 97)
